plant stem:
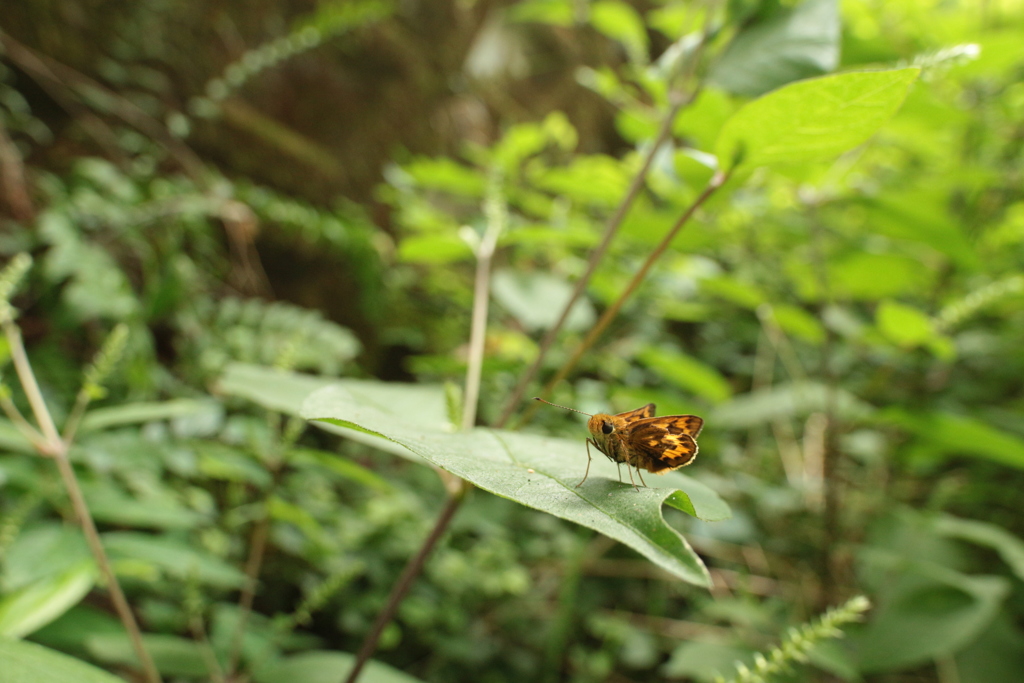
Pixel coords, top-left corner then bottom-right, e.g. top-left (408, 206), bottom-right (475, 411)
top-left (343, 482), bottom-right (469, 683)
top-left (226, 510), bottom-right (271, 676)
top-left (3, 321), bottom-right (163, 683)
top-left (521, 169), bottom-right (730, 425)
top-left (493, 95), bottom-right (688, 429)
top-left (462, 177), bottom-right (506, 430)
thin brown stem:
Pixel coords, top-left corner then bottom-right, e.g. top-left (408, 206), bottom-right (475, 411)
top-left (493, 95), bottom-right (688, 429)
top-left (226, 511), bottom-right (271, 676)
top-left (3, 321), bottom-right (162, 683)
top-left (344, 482), bottom-right (470, 683)
top-left (521, 169), bottom-right (730, 425)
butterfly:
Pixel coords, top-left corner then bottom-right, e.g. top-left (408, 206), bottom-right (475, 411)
top-left (534, 398), bottom-right (703, 490)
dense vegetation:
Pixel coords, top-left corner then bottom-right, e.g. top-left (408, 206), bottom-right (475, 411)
top-left (1, 1), bottom-right (1023, 682)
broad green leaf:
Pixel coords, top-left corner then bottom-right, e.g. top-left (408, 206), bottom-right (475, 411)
top-left (2, 525), bottom-right (92, 592)
top-left (78, 399), bottom-right (221, 434)
top-left (954, 615), bottom-right (1024, 683)
top-left (709, 0), bottom-right (839, 97)
top-left (102, 532), bottom-right (247, 589)
top-left (0, 639), bottom-right (124, 683)
top-left (715, 68), bottom-right (920, 170)
top-left (217, 362), bottom-right (448, 463)
top-left (934, 515), bottom-right (1024, 582)
top-left (86, 633), bottom-right (212, 677)
top-left (303, 385), bottom-right (730, 586)
top-left (254, 650), bottom-right (425, 683)
top-left (637, 346), bottom-right (732, 403)
top-left (0, 560), bottom-right (95, 638)
top-left (881, 409), bottom-right (1024, 469)
top-left (850, 550), bottom-right (1008, 672)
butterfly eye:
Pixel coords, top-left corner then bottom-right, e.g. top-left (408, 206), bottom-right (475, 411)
top-left (601, 421), bottom-right (614, 434)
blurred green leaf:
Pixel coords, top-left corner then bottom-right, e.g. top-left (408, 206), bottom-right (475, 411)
top-left (637, 346), bottom-right (732, 403)
top-left (710, 0), bottom-right (840, 97)
top-left (2, 525), bottom-right (92, 592)
top-left (715, 68), bottom-right (920, 169)
top-left (302, 385), bottom-right (730, 586)
top-left (876, 300), bottom-right (935, 347)
top-left (81, 482), bottom-right (207, 530)
top-left (79, 399), bottom-right (222, 434)
top-left (217, 363), bottom-right (448, 463)
top-left (935, 515), bottom-right (1024, 582)
top-left (0, 639), bottom-right (124, 683)
top-left (850, 552), bottom-right (1008, 672)
top-left (0, 560), bottom-right (95, 638)
top-left (397, 234), bottom-right (474, 264)
top-left (881, 410), bottom-right (1024, 469)
top-left (85, 633), bottom-right (213, 677)
top-left (102, 532), bottom-right (247, 589)
top-left (254, 650), bottom-right (425, 683)
top-left (590, 1), bottom-right (648, 63)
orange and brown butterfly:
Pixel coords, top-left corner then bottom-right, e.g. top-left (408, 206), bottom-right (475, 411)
top-left (534, 398), bottom-right (703, 490)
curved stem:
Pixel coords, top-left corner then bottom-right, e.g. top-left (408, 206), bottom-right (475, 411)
top-left (521, 169), bottom-right (730, 426)
top-left (493, 95), bottom-right (688, 429)
top-left (343, 482), bottom-right (469, 683)
top-left (4, 321), bottom-right (163, 683)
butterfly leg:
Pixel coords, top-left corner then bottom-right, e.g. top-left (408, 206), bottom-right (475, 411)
top-left (616, 462), bottom-right (623, 484)
top-left (625, 465), bottom-right (640, 491)
top-left (636, 468), bottom-right (648, 488)
top-left (578, 439), bottom-right (595, 488)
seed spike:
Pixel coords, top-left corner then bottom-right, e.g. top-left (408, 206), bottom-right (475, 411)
top-left (532, 397), bottom-right (593, 417)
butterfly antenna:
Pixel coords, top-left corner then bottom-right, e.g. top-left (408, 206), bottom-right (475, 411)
top-left (532, 397), bottom-right (593, 417)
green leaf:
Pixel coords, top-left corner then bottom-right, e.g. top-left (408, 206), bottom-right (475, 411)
top-left (302, 385), bottom-right (730, 586)
top-left (876, 300), bottom-right (935, 347)
top-left (715, 67), bottom-right (920, 170)
top-left (81, 482), bottom-right (207, 530)
top-left (102, 532), bottom-right (247, 589)
top-left (590, 1), bottom-right (648, 63)
top-left (397, 234), bottom-right (474, 264)
top-left (850, 552), bottom-right (1008, 672)
top-left (0, 560), bottom-right (95, 638)
top-left (2, 525), bottom-right (92, 591)
top-left (254, 650), bottom-right (425, 683)
top-left (79, 399), bottom-right (222, 434)
top-left (85, 633), bottom-right (213, 677)
top-left (636, 346), bottom-right (732, 403)
top-left (881, 410), bottom-right (1024, 469)
top-left (709, 0), bottom-right (840, 97)
top-left (0, 639), bottom-right (124, 683)
top-left (218, 363), bottom-right (448, 464)
top-left (934, 515), bottom-right (1024, 582)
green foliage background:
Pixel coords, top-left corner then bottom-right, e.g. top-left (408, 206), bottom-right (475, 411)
top-left (1, 1), bottom-right (1023, 682)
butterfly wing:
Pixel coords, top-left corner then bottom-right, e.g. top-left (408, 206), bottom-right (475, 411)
top-left (614, 403), bottom-right (656, 422)
top-left (625, 416), bottom-right (702, 473)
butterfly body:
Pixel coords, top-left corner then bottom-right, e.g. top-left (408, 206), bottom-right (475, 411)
top-left (536, 398), bottom-right (704, 490)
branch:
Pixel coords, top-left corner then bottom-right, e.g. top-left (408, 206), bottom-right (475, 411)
top-left (522, 168), bottom-right (730, 425)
